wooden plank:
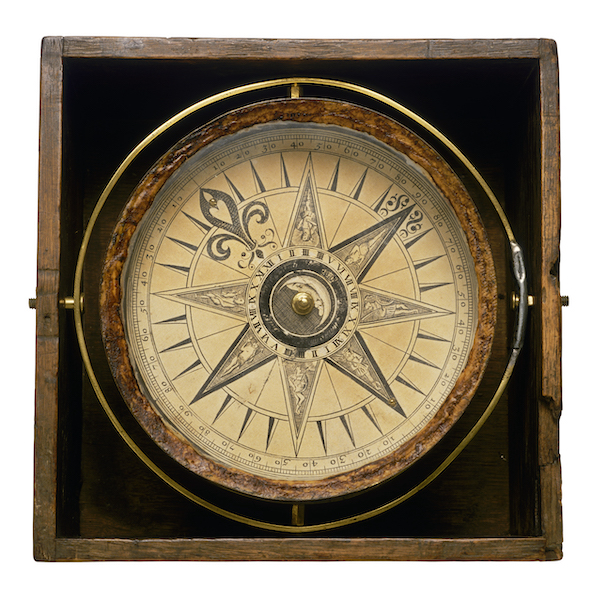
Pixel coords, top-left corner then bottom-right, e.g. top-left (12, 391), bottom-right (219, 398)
top-left (60, 37), bottom-right (544, 61)
top-left (55, 536), bottom-right (550, 561)
top-left (428, 38), bottom-right (543, 58)
top-left (537, 38), bottom-right (563, 560)
top-left (62, 37), bottom-right (430, 59)
top-left (33, 36), bottom-right (64, 561)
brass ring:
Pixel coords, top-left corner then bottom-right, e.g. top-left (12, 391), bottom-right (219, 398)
top-left (73, 77), bottom-right (526, 533)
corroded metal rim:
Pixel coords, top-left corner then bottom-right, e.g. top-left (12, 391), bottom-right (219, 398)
top-left (100, 98), bottom-right (497, 502)
top-left (74, 78), bottom-right (522, 532)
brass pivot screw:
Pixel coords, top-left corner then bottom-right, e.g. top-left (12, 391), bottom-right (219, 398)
top-left (61, 295), bottom-right (84, 312)
top-left (29, 295), bottom-right (84, 311)
top-left (292, 291), bottom-right (314, 315)
top-left (511, 292), bottom-right (535, 309)
top-left (512, 292), bottom-right (570, 308)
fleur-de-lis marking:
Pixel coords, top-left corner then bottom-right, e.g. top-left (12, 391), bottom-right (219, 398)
top-left (199, 188), bottom-right (275, 269)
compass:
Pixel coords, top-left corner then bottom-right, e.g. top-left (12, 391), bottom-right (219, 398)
top-left (33, 37), bottom-right (562, 561)
top-left (100, 95), bottom-right (497, 506)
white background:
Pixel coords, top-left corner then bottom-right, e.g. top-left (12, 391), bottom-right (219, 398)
top-left (1, 2), bottom-right (595, 599)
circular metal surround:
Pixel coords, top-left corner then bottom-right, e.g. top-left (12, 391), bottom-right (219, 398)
top-left (99, 98), bottom-right (497, 503)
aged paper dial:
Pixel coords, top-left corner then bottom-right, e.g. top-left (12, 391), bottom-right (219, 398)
top-left (101, 99), bottom-right (496, 502)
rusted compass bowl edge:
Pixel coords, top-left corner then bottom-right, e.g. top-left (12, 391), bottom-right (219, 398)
top-left (100, 99), bottom-right (497, 502)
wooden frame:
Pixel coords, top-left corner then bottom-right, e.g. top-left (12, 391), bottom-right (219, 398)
top-left (34, 37), bottom-right (562, 561)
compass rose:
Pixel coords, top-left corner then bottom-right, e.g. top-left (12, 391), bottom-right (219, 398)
top-left (155, 154), bottom-right (452, 455)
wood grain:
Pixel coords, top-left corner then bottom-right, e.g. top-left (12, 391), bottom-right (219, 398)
top-left (33, 36), bottom-right (563, 561)
top-left (537, 38), bottom-right (563, 560)
top-left (34, 36), bottom-right (63, 562)
top-left (60, 37), bottom-right (546, 60)
top-left (54, 536), bottom-right (551, 561)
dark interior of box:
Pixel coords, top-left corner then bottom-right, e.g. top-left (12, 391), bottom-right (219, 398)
top-left (56, 55), bottom-right (541, 539)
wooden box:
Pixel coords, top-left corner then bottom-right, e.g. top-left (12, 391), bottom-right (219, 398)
top-left (34, 37), bottom-right (562, 561)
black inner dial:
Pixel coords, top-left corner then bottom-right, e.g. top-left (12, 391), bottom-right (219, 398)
top-left (259, 259), bottom-right (349, 348)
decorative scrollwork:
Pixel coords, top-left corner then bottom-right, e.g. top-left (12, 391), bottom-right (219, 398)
top-left (378, 193), bottom-right (410, 217)
top-left (200, 188), bottom-right (276, 268)
top-left (399, 209), bottom-right (423, 238)
top-left (206, 232), bottom-right (239, 262)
